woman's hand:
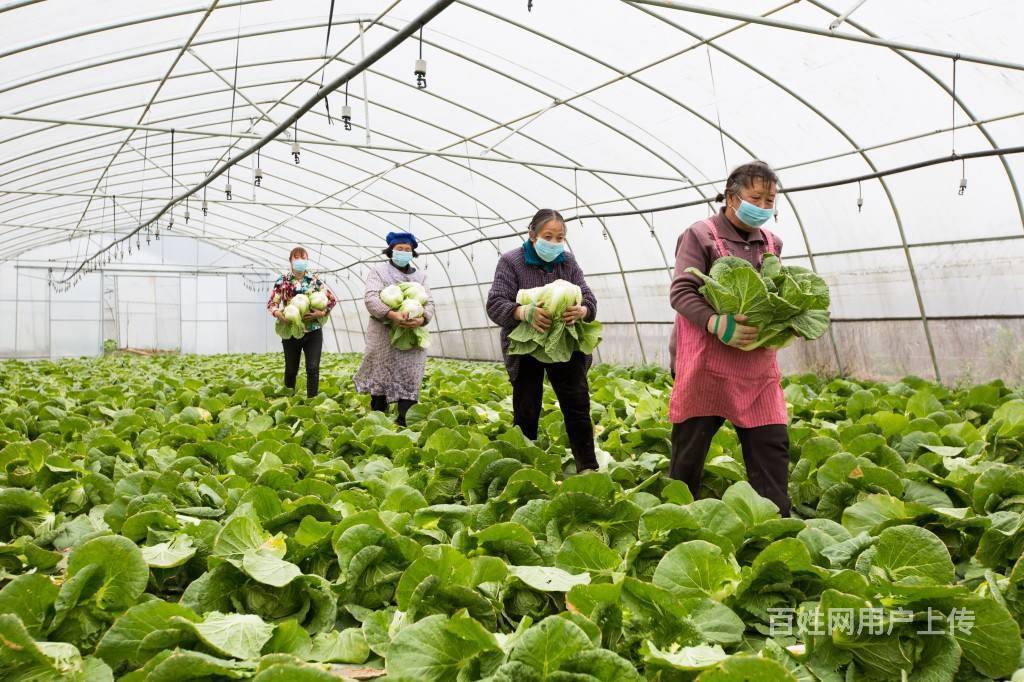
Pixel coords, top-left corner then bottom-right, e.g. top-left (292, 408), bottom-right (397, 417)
top-left (517, 303), bottom-right (551, 333)
top-left (273, 310), bottom-right (285, 321)
top-left (302, 310), bottom-right (326, 321)
top-left (707, 313), bottom-right (759, 348)
top-left (562, 305), bottom-right (587, 325)
top-left (387, 310), bottom-right (422, 328)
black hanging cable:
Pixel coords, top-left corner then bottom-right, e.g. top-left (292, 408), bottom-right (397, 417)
top-left (140, 131), bottom-right (150, 245)
top-left (169, 129), bottom-right (175, 230)
top-left (342, 81), bottom-right (352, 130)
top-left (951, 55), bottom-right (968, 195)
top-left (226, 3), bottom-right (243, 200)
top-left (951, 55), bottom-right (959, 156)
top-left (415, 27), bottom-right (427, 88)
top-left (321, 0), bottom-right (337, 124)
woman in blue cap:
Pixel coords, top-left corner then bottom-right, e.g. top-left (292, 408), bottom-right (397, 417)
top-left (354, 231), bottom-right (434, 425)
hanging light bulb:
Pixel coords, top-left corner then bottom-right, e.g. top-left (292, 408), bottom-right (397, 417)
top-left (225, 182), bottom-right (233, 200)
top-left (959, 159), bottom-right (967, 196)
top-left (202, 198), bottom-right (209, 216)
top-left (773, 208), bottom-right (779, 223)
top-left (185, 206), bottom-right (191, 224)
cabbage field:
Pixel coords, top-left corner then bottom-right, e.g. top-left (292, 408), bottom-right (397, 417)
top-left (1, 354), bottom-right (1023, 681)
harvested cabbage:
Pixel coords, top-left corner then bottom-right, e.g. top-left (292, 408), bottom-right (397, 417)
top-left (685, 254), bottom-right (831, 350)
top-left (381, 281), bottom-right (431, 350)
top-left (508, 279), bottom-right (602, 364)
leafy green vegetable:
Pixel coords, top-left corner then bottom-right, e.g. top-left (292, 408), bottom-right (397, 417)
top-left (381, 283), bottom-right (431, 350)
top-left (508, 279), bottom-right (602, 363)
top-left (686, 254), bottom-right (831, 350)
top-left (0, 353), bottom-right (1020, 680)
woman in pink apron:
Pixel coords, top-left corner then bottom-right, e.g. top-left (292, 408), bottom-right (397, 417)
top-left (668, 161), bottom-right (791, 516)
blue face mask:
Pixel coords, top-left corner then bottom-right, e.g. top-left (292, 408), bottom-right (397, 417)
top-left (391, 251), bottom-right (414, 268)
top-left (291, 259), bottom-right (308, 273)
top-left (534, 238), bottom-right (565, 263)
top-left (734, 200), bottom-right (774, 228)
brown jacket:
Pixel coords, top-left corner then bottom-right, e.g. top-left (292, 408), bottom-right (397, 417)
top-left (668, 209), bottom-right (783, 363)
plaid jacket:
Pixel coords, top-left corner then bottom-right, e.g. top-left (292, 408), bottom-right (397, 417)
top-left (486, 246), bottom-right (597, 381)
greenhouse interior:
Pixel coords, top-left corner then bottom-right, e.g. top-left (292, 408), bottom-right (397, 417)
top-left (1, 1), bottom-right (1024, 681)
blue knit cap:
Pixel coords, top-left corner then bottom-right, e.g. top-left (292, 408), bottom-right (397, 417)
top-left (385, 231), bottom-right (418, 249)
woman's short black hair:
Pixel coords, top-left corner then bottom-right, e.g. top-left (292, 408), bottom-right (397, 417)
top-left (528, 208), bottom-right (566, 233)
top-left (715, 161), bottom-right (779, 203)
top-left (383, 245), bottom-right (419, 258)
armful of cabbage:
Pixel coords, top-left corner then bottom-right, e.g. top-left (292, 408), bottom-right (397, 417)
top-left (380, 283), bottom-right (431, 349)
top-left (685, 255), bottom-right (831, 350)
top-left (507, 279), bottom-right (602, 364)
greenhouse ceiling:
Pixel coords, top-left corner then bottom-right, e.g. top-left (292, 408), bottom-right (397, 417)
top-left (0, 1), bottom-right (1022, 364)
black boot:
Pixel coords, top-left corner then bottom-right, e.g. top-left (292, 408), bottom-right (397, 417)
top-left (370, 395), bottom-right (388, 412)
top-left (396, 399), bottom-right (416, 427)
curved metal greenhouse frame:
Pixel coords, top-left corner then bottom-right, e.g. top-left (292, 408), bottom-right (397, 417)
top-left (1, 0), bottom-right (1022, 381)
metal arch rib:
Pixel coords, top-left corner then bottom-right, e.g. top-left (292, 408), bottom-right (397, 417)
top-left (0, 0), bottom-right (269, 60)
top-left (52, 0), bottom-right (459, 284)
top-left (451, 1), bottom-right (820, 362)
top-left (6, 12), bottom-right (704, 270)
top-left (65, 0), bottom-right (226, 242)
top-left (807, 0), bottom-right (1024, 235)
top-left (624, 0), bottom-right (1024, 72)
top-left (0, 87), bottom-right (530, 350)
top-left (628, 1), bottom-right (936, 379)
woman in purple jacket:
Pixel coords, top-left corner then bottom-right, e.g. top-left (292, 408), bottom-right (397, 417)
top-left (486, 209), bottom-right (599, 473)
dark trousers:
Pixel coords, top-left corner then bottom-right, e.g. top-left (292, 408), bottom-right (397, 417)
top-left (371, 395), bottom-right (416, 426)
top-left (670, 416), bottom-right (791, 516)
top-left (513, 352), bottom-right (597, 473)
top-left (282, 328), bottom-right (323, 398)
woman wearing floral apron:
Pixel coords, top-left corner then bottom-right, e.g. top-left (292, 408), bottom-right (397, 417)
top-left (354, 231), bottom-right (434, 426)
top-left (668, 161), bottom-right (791, 516)
top-left (267, 246), bottom-right (337, 398)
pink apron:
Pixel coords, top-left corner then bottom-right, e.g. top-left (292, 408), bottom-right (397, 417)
top-left (669, 219), bottom-right (787, 428)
